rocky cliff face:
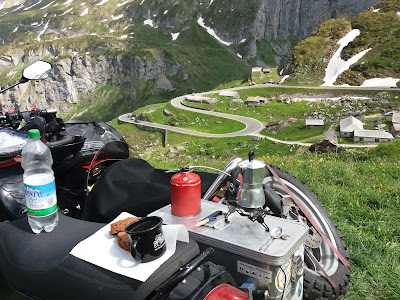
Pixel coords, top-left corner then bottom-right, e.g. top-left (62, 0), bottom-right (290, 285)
top-left (0, 52), bottom-right (183, 112)
top-left (202, 0), bottom-right (381, 59)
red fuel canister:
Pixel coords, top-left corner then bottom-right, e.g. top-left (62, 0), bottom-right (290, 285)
top-left (170, 168), bottom-right (201, 217)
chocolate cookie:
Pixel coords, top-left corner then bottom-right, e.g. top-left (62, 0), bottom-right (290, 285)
top-left (117, 232), bottom-right (130, 252)
top-left (110, 217), bottom-right (141, 235)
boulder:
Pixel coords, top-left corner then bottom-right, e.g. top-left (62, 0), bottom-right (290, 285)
top-left (309, 139), bottom-right (343, 154)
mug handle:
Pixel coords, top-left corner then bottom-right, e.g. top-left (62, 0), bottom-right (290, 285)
top-left (130, 237), bottom-right (141, 262)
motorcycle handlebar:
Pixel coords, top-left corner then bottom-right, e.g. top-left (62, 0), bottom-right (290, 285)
top-left (0, 108), bottom-right (57, 129)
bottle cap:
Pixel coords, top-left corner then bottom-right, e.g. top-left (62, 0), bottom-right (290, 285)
top-left (28, 129), bottom-right (40, 139)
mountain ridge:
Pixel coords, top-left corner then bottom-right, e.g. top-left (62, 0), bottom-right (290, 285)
top-left (0, 0), bottom-right (382, 120)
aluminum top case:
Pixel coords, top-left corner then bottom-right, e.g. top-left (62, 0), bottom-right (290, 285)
top-left (151, 201), bottom-right (309, 299)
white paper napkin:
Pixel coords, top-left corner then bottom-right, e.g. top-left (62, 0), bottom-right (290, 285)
top-left (70, 212), bottom-right (189, 282)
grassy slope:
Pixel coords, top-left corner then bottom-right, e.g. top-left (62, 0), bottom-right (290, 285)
top-left (135, 86), bottom-right (400, 141)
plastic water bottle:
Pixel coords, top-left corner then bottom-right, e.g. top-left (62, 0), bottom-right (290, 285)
top-left (21, 129), bottom-right (59, 233)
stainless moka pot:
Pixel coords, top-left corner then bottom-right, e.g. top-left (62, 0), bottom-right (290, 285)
top-left (235, 151), bottom-right (266, 209)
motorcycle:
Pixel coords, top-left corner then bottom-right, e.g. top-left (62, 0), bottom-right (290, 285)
top-left (0, 60), bottom-right (129, 221)
top-left (0, 61), bottom-right (350, 300)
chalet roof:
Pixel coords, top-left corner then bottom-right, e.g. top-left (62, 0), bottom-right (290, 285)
top-left (392, 123), bottom-right (400, 132)
top-left (340, 116), bottom-right (363, 132)
top-left (246, 97), bottom-right (260, 102)
top-left (392, 112), bottom-right (400, 123)
top-left (252, 67), bottom-right (262, 73)
top-left (185, 95), bottom-right (217, 104)
top-left (306, 119), bottom-right (324, 126)
top-left (186, 95), bottom-right (207, 102)
top-left (219, 91), bottom-right (240, 97)
top-left (354, 129), bottom-right (394, 139)
top-left (246, 96), bottom-right (267, 102)
top-left (266, 120), bottom-right (282, 127)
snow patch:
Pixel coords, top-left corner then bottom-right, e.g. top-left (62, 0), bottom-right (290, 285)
top-left (109, 29), bottom-right (114, 33)
top-left (24, 0), bottom-right (42, 10)
top-left (80, 7), bottom-right (88, 16)
top-left (31, 22), bottom-right (39, 26)
top-left (96, 0), bottom-right (109, 5)
top-left (64, 0), bottom-right (73, 5)
top-left (197, 17), bottom-right (232, 46)
top-left (171, 32), bottom-right (179, 40)
top-left (372, 8), bottom-right (380, 12)
top-left (37, 20), bottom-right (50, 42)
top-left (117, 1), bottom-right (129, 7)
top-left (143, 19), bottom-right (157, 28)
top-left (13, 27), bottom-right (19, 32)
top-left (140, 0), bottom-right (145, 4)
top-left (398, 11), bottom-right (400, 16)
top-left (119, 35), bottom-right (128, 39)
top-left (238, 38), bottom-right (246, 43)
top-left (163, 10), bottom-right (168, 14)
top-left (237, 53), bottom-right (242, 58)
top-left (40, 1), bottom-right (54, 9)
top-left (13, 4), bottom-right (24, 12)
top-left (322, 29), bottom-right (371, 86)
top-left (112, 14), bottom-right (124, 20)
top-left (280, 75), bottom-right (290, 83)
top-left (361, 78), bottom-right (400, 88)
top-left (208, 0), bottom-right (214, 7)
top-left (60, 7), bottom-right (73, 15)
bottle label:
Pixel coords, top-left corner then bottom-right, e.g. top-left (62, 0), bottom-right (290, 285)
top-left (24, 179), bottom-right (57, 217)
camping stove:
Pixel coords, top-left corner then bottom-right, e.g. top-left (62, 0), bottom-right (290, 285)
top-left (151, 201), bottom-right (308, 299)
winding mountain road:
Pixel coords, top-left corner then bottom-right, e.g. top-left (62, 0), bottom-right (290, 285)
top-left (119, 84), bottom-right (381, 148)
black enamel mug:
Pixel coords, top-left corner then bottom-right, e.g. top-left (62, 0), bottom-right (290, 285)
top-left (125, 216), bottom-right (166, 263)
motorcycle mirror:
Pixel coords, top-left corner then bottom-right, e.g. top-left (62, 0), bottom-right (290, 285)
top-left (21, 60), bottom-right (52, 81)
top-left (0, 60), bottom-right (52, 94)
